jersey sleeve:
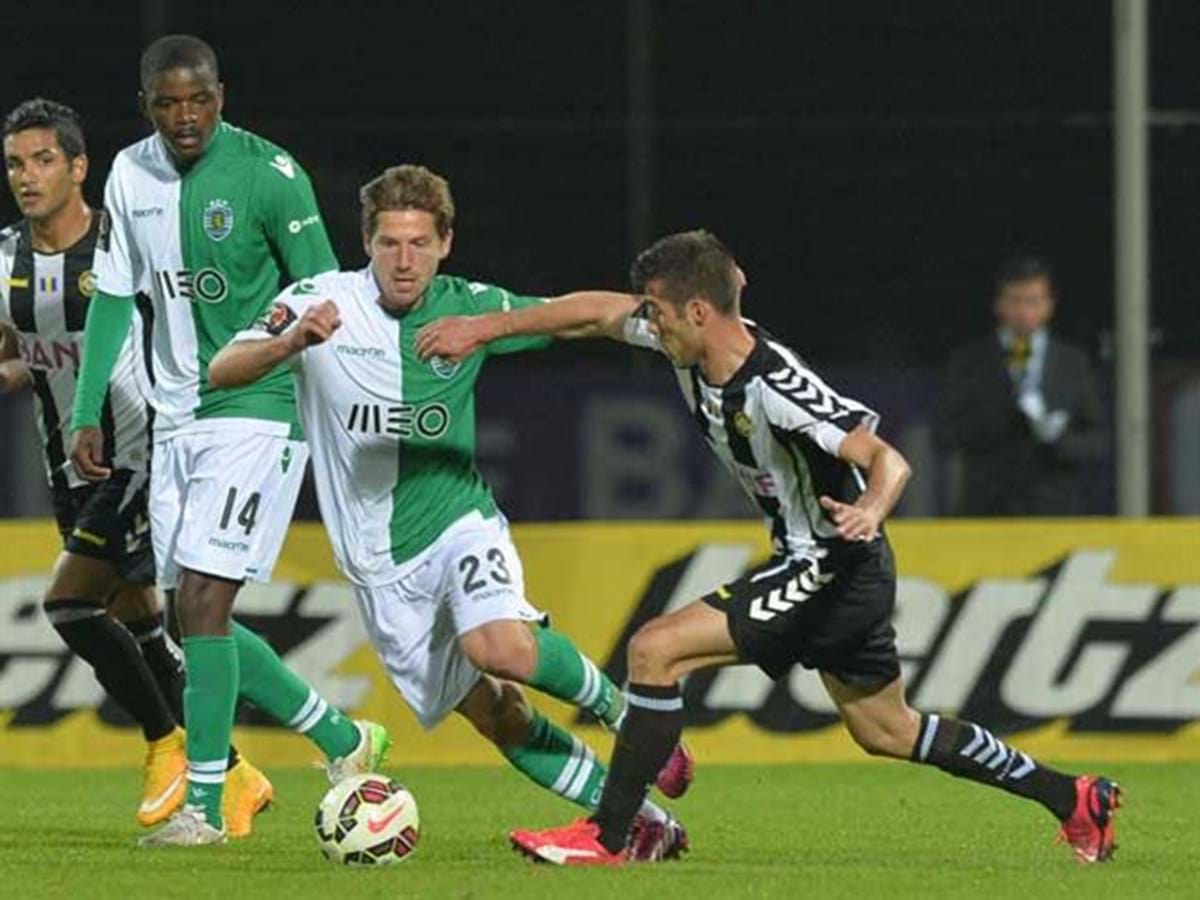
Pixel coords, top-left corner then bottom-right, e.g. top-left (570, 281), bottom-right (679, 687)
top-left (231, 281), bottom-right (318, 372)
top-left (466, 282), bottom-right (554, 355)
top-left (761, 364), bottom-right (880, 458)
top-left (257, 155), bottom-right (339, 281)
top-left (93, 166), bottom-right (138, 298)
top-left (621, 299), bottom-right (663, 352)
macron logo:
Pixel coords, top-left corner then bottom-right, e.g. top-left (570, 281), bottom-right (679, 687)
top-left (269, 154), bottom-right (295, 180)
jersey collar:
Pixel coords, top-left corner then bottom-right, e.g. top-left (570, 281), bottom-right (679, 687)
top-left (696, 323), bottom-right (767, 393)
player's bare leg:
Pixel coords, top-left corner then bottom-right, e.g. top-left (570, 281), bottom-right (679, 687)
top-left (822, 672), bottom-right (1122, 863)
top-left (511, 601), bottom-right (735, 865)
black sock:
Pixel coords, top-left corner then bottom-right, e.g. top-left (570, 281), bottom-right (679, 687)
top-left (591, 682), bottom-right (684, 853)
top-left (912, 713), bottom-right (1077, 820)
top-left (124, 612), bottom-right (185, 720)
top-left (46, 600), bottom-right (176, 742)
top-left (124, 611), bottom-right (241, 770)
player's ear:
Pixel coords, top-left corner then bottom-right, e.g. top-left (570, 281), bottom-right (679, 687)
top-left (439, 229), bottom-right (454, 259)
top-left (362, 229), bottom-right (373, 259)
top-left (71, 152), bottom-right (88, 186)
top-left (214, 82), bottom-right (225, 116)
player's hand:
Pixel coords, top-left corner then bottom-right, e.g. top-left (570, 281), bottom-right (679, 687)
top-left (69, 426), bottom-right (111, 482)
top-left (818, 495), bottom-right (880, 542)
top-left (415, 316), bottom-right (495, 363)
top-left (289, 300), bottom-right (341, 351)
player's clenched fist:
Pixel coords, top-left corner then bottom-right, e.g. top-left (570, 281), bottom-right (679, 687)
top-left (289, 300), bottom-right (342, 350)
top-left (415, 315), bottom-right (499, 363)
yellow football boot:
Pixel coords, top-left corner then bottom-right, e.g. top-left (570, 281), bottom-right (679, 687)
top-left (138, 726), bottom-right (187, 827)
top-left (222, 758), bottom-right (274, 838)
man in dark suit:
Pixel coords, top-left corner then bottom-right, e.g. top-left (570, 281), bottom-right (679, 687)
top-left (936, 257), bottom-right (1107, 516)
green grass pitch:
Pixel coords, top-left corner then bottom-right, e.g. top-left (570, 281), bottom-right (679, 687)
top-left (1, 762), bottom-right (1195, 899)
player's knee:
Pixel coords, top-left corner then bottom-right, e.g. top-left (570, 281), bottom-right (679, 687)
top-left (627, 619), bottom-right (677, 681)
top-left (461, 627), bottom-right (536, 682)
top-left (174, 572), bottom-right (238, 635)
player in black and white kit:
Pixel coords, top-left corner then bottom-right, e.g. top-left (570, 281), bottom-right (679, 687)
top-left (415, 229), bottom-right (1122, 867)
top-left (1, 98), bottom-right (263, 833)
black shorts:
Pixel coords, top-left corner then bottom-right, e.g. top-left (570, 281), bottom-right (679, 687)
top-left (702, 541), bottom-right (900, 687)
top-left (51, 469), bottom-right (155, 585)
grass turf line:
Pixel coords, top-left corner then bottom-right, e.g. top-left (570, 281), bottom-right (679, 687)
top-left (0, 762), bottom-right (1195, 899)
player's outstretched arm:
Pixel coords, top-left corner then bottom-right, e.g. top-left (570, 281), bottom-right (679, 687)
top-left (818, 427), bottom-right (911, 542)
top-left (209, 300), bottom-right (341, 388)
top-left (0, 323), bottom-right (30, 393)
top-left (415, 291), bottom-right (638, 363)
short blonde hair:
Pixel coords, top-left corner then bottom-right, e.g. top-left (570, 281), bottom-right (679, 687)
top-left (359, 164), bottom-right (454, 238)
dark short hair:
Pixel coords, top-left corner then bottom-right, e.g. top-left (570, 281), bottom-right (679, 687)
top-left (995, 255), bottom-right (1054, 295)
top-left (3, 98), bottom-right (86, 159)
top-left (630, 229), bottom-right (739, 316)
top-left (140, 34), bottom-right (220, 91)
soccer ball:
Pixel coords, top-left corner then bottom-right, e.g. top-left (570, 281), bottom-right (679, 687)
top-left (314, 773), bottom-right (420, 865)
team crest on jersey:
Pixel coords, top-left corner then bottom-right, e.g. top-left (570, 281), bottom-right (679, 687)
top-left (203, 199), bottom-right (234, 242)
top-left (430, 355), bottom-right (461, 379)
top-left (77, 270), bottom-right (97, 298)
top-left (733, 410), bottom-right (753, 437)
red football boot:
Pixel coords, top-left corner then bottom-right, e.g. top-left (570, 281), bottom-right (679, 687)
top-left (1057, 776), bottom-right (1122, 863)
top-left (628, 813), bottom-right (690, 862)
top-left (655, 742), bottom-right (694, 799)
top-left (510, 818), bottom-right (628, 867)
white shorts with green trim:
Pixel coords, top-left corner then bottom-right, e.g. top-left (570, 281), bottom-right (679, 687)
top-left (150, 423), bottom-right (307, 589)
top-left (354, 511), bottom-right (545, 729)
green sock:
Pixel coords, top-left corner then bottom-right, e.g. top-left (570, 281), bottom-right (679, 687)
top-left (182, 635), bottom-right (239, 829)
top-left (502, 711), bottom-right (607, 809)
top-left (530, 627), bottom-right (626, 728)
top-left (231, 622), bottom-right (359, 760)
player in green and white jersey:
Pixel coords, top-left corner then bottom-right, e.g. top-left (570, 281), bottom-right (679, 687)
top-left (68, 36), bottom-right (387, 847)
top-left (210, 165), bottom-right (690, 860)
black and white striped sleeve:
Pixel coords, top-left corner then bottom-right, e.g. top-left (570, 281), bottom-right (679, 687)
top-left (761, 346), bottom-right (879, 457)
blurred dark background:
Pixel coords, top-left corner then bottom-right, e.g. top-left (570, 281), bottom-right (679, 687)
top-left (2, 1), bottom-right (1198, 520)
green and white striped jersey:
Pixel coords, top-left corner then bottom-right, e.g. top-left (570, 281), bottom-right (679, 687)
top-left (236, 269), bottom-right (550, 585)
top-left (93, 121), bottom-right (337, 438)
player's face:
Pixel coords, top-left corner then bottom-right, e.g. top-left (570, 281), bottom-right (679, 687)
top-left (4, 128), bottom-right (86, 222)
top-left (995, 276), bottom-right (1054, 337)
top-left (366, 210), bottom-right (453, 312)
top-left (143, 67), bottom-right (224, 163)
top-left (643, 279), bottom-right (704, 366)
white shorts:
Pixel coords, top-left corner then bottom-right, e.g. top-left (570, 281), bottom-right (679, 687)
top-left (354, 511), bottom-right (545, 729)
top-left (150, 425), bottom-right (308, 589)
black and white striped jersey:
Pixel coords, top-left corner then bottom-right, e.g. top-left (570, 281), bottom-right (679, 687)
top-left (624, 302), bottom-right (881, 560)
top-left (0, 213), bottom-right (153, 491)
